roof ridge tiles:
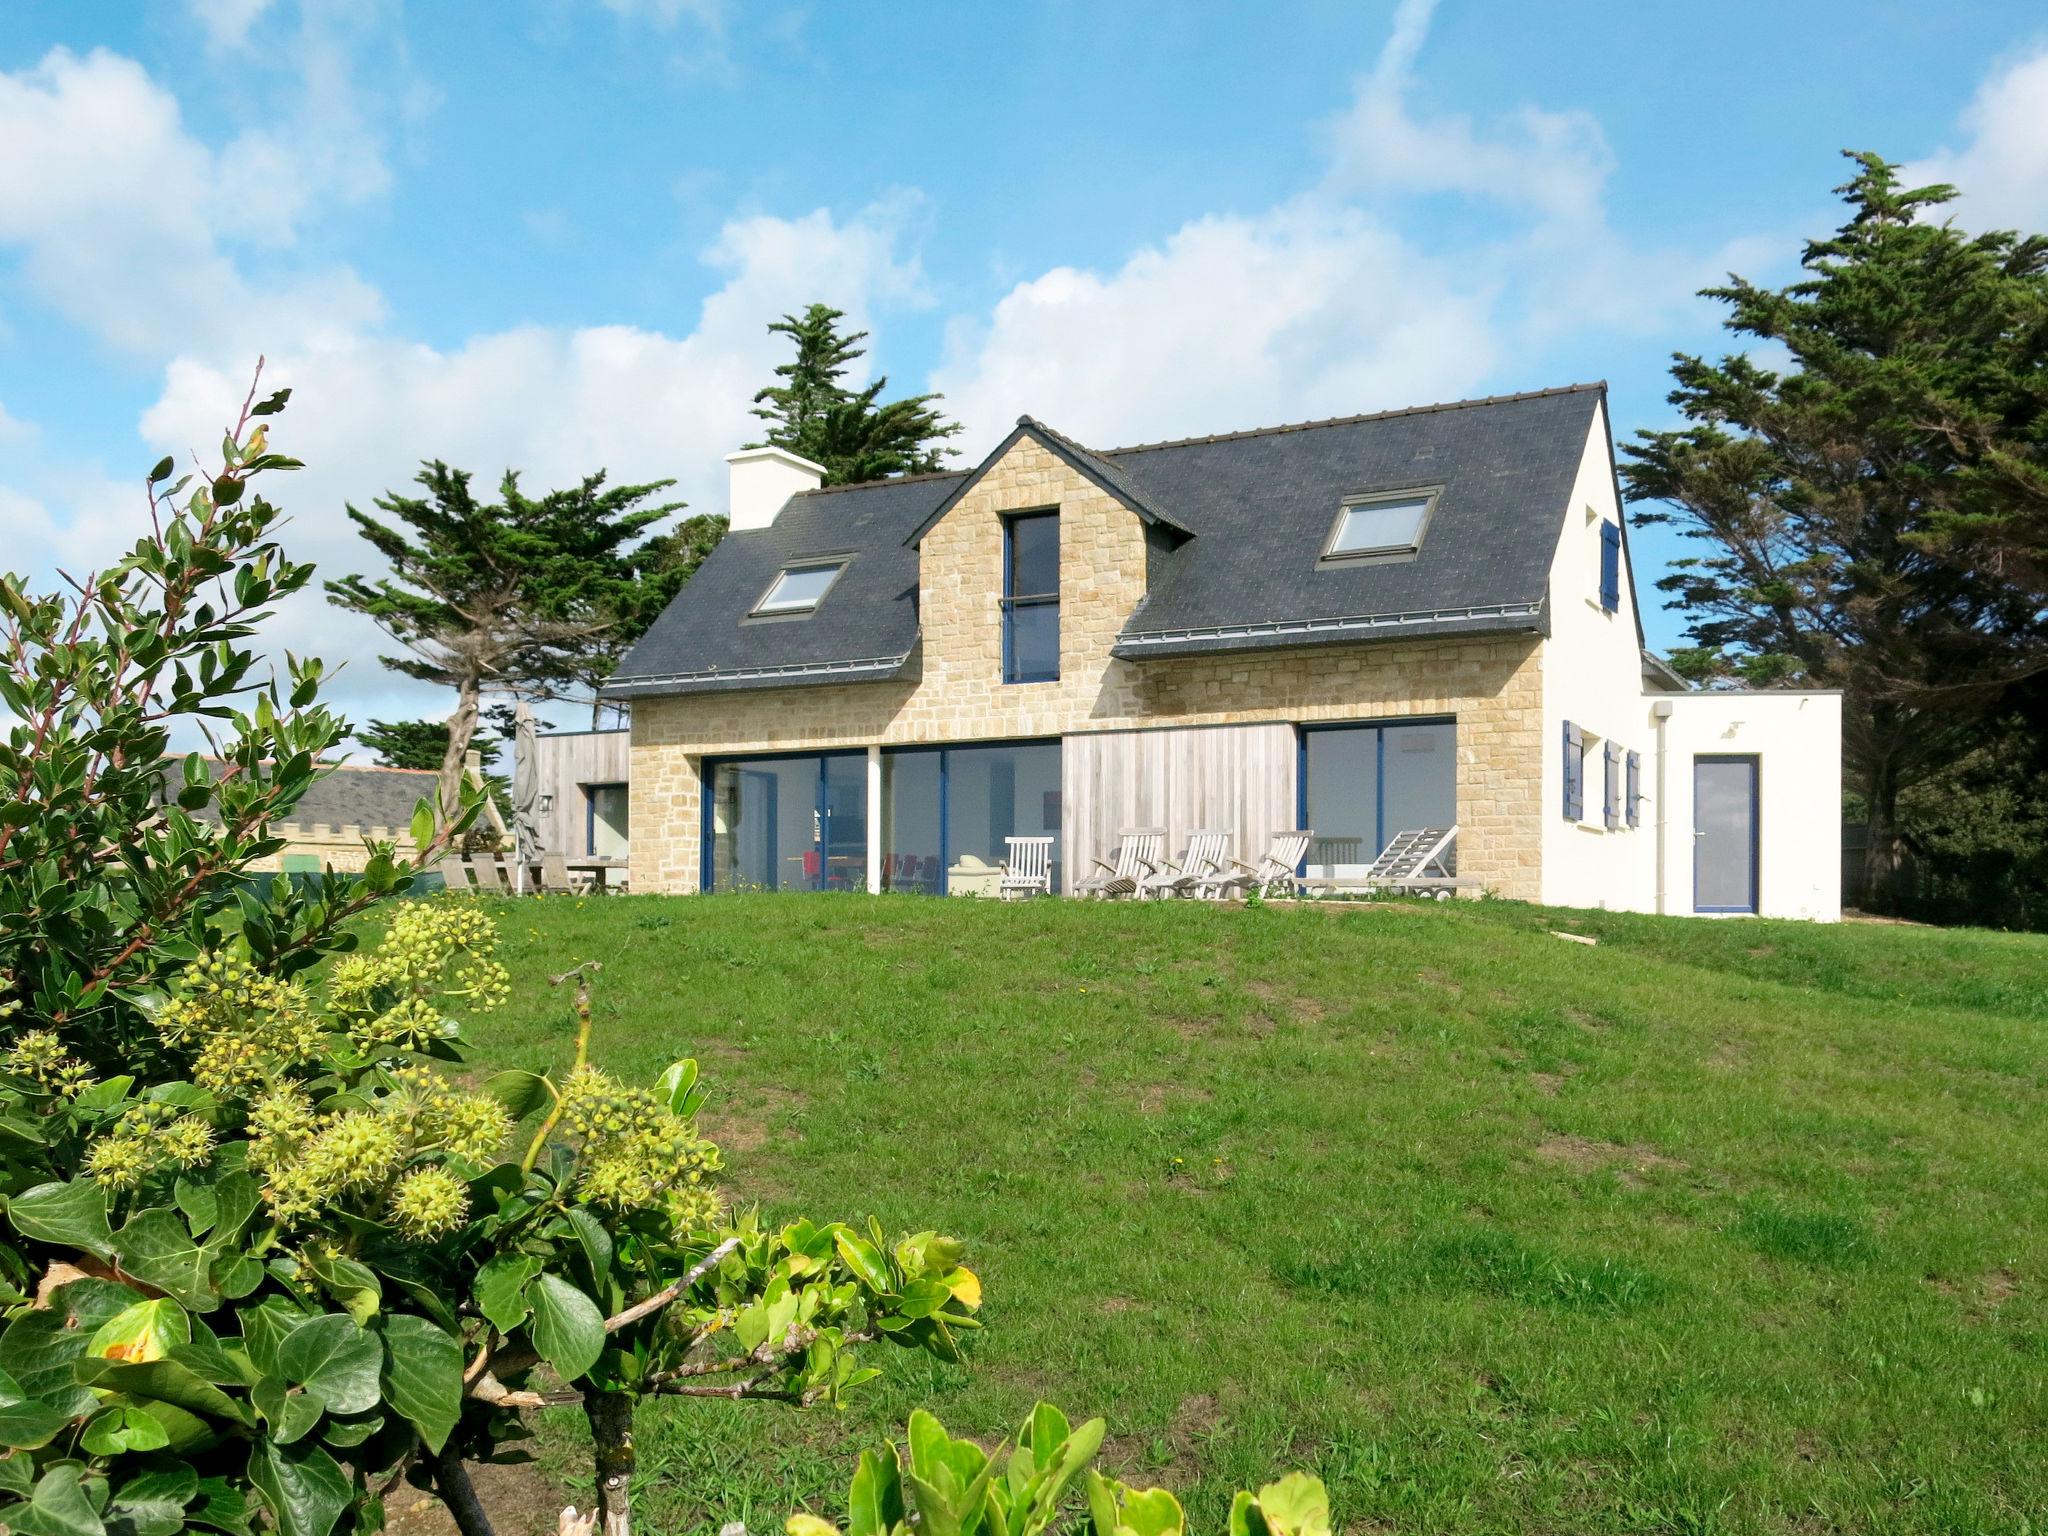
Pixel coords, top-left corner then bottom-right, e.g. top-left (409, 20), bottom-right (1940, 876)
top-left (787, 466), bottom-right (971, 497)
top-left (1099, 381), bottom-right (1607, 457)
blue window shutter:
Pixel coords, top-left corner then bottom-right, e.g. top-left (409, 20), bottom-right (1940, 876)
top-left (1562, 722), bottom-right (1583, 820)
top-left (1604, 740), bottom-right (1622, 829)
top-left (1626, 750), bottom-right (1641, 829)
top-left (1599, 522), bottom-right (1621, 612)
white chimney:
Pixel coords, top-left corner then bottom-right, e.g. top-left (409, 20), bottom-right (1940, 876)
top-left (724, 446), bottom-right (824, 531)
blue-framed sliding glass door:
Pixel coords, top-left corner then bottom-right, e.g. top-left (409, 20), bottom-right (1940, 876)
top-left (702, 752), bottom-right (868, 892)
top-left (1299, 719), bottom-right (1455, 882)
top-left (880, 740), bottom-right (1061, 894)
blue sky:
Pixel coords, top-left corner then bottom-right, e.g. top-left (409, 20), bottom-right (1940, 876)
top-left (3, 0), bottom-right (2045, 730)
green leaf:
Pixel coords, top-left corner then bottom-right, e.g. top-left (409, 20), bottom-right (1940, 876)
top-left (480, 1071), bottom-right (548, 1119)
top-left (654, 1059), bottom-right (707, 1117)
top-left (78, 1358), bottom-right (250, 1425)
top-left (848, 1446), bottom-right (906, 1536)
top-left (239, 1300), bottom-right (307, 1381)
top-left (114, 1208), bottom-right (218, 1311)
top-left (81, 1403), bottom-right (172, 1455)
top-left (564, 1208), bottom-right (613, 1292)
top-left (473, 1253), bottom-right (542, 1334)
top-left (0, 1309), bottom-right (99, 1416)
top-left (119, 1395), bottom-right (214, 1453)
top-left (278, 1314), bottom-right (381, 1416)
top-left (409, 798), bottom-right (436, 854)
top-left (149, 455), bottom-right (176, 484)
top-left (0, 1395), bottom-right (70, 1450)
top-left (302, 1250), bottom-right (380, 1325)
top-left (89, 1299), bottom-right (191, 1364)
top-left (249, 1437), bottom-right (352, 1536)
top-left (187, 1478), bottom-right (252, 1536)
top-left (378, 1315), bottom-right (461, 1455)
top-left (834, 1230), bottom-right (892, 1294)
top-left (4, 1463), bottom-right (105, 1536)
top-left (527, 1274), bottom-right (604, 1384)
top-left (108, 1465), bottom-right (198, 1536)
top-left (9, 1180), bottom-right (115, 1257)
top-left (175, 1177), bottom-right (219, 1237)
top-left (253, 1377), bottom-right (323, 1446)
top-left (1246, 1475), bottom-right (1327, 1536)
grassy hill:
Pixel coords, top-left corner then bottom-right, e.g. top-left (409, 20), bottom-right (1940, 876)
top-left (448, 894), bottom-right (2047, 1536)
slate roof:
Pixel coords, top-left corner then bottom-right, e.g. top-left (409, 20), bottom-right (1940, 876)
top-left (176, 761), bottom-right (441, 829)
top-left (608, 384), bottom-right (1606, 695)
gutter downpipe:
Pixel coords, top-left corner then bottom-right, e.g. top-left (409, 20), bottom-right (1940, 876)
top-left (1651, 699), bottom-right (1674, 914)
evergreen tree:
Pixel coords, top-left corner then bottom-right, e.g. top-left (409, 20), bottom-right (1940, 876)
top-left (1621, 152), bottom-right (2048, 897)
top-left (325, 465), bottom-right (682, 813)
top-left (359, 718), bottom-right (497, 773)
top-left (750, 303), bottom-right (961, 483)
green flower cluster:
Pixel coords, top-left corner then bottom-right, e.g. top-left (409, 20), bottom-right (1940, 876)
top-left (247, 1067), bottom-right (508, 1232)
top-left (155, 951), bottom-right (325, 1097)
top-left (329, 902), bottom-right (510, 1056)
top-left (559, 1064), bottom-right (723, 1226)
top-left (83, 1101), bottom-right (216, 1191)
top-left (3, 1029), bottom-right (95, 1097)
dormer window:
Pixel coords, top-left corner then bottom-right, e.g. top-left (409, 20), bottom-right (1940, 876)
top-left (752, 560), bottom-right (846, 617)
top-left (1321, 489), bottom-right (1436, 564)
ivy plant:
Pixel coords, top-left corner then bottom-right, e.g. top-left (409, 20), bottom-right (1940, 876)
top-left (0, 373), bottom-right (981, 1536)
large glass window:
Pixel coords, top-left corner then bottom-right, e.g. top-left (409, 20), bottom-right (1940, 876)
top-left (1002, 512), bottom-right (1059, 683)
top-left (880, 741), bottom-right (1062, 894)
top-left (881, 752), bottom-right (943, 893)
top-left (705, 754), bottom-right (867, 892)
top-left (586, 782), bottom-right (629, 858)
top-left (1303, 720), bottom-right (1455, 881)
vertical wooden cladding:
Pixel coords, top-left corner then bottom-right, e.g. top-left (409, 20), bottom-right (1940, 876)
top-left (531, 730), bottom-right (631, 857)
top-left (1062, 723), bottom-right (1297, 876)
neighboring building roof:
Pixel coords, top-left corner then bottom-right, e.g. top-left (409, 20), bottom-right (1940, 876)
top-left (174, 760), bottom-right (441, 830)
top-left (609, 383), bottom-right (1606, 696)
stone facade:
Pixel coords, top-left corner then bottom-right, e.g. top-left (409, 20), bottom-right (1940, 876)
top-left (630, 436), bottom-right (1548, 897)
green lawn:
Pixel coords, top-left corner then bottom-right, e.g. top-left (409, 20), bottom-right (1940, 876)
top-left (439, 894), bottom-right (2048, 1536)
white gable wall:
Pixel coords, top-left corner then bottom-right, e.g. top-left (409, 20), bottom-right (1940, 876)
top-left (1539, 401), bottom-right (1658, 910)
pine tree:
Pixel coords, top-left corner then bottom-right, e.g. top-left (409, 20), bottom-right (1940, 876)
top-left (1621, 152), bottom-right (2048, 898)
top-left (325, 466), bottom-right (683, 813)
top-left (750, 303), bottom-right (961, 484)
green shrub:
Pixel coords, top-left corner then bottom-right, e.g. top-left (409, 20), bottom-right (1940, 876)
top-left (0, 380), bottom-right (977, 1536)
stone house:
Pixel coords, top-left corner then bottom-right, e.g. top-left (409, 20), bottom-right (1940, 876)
top-left (605, 385), bottom-right (1841, 918)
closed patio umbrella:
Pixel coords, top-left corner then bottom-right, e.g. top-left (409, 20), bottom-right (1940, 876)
top-left (512, 700), bottom-right (541, 894)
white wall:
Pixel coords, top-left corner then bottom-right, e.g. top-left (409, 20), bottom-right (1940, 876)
top-left (1539, 402), bottom-right (1656, 910)
top-left (1533, 404), bottom-right (1841, 921)
top-left (1652, 691), bottom-right (1842, 921)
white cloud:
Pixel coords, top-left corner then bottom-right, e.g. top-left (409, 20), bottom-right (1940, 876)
top-left (934, 200), bottom-right (1496, 451)
top-left (0, 46), bottom-right (385, 356)
top-left (1904, 45), bottom-right (2048, 230)
top-left (188, 0), bottom-right (278, 51)
top-left (0, 402), bottom-right (33, 443)
top-left (113, 197), bottom-right (929, 729)
top-left (932, 0), bottom-right (1741, 453)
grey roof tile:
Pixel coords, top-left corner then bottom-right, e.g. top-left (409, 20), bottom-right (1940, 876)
top-left (608, 384), bottom-right (1603, 695)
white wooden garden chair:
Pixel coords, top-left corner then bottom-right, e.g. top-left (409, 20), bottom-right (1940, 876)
top-left (1214, 830), bottom-right (1313, 900)
top-left (999, 836), bottom-right (1055, 899)
top-left (1075, 827), bottom-right (1165, 900)
top-left (1138, 829), bottom-right (1232, 899)
top-left (1362, 825), bottom-right (1458, 887)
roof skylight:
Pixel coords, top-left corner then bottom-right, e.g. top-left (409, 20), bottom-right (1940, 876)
top-left (752, 561), bottom-right (846, 615)
top-left (1322, 491), bottom-right (1436, 562)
